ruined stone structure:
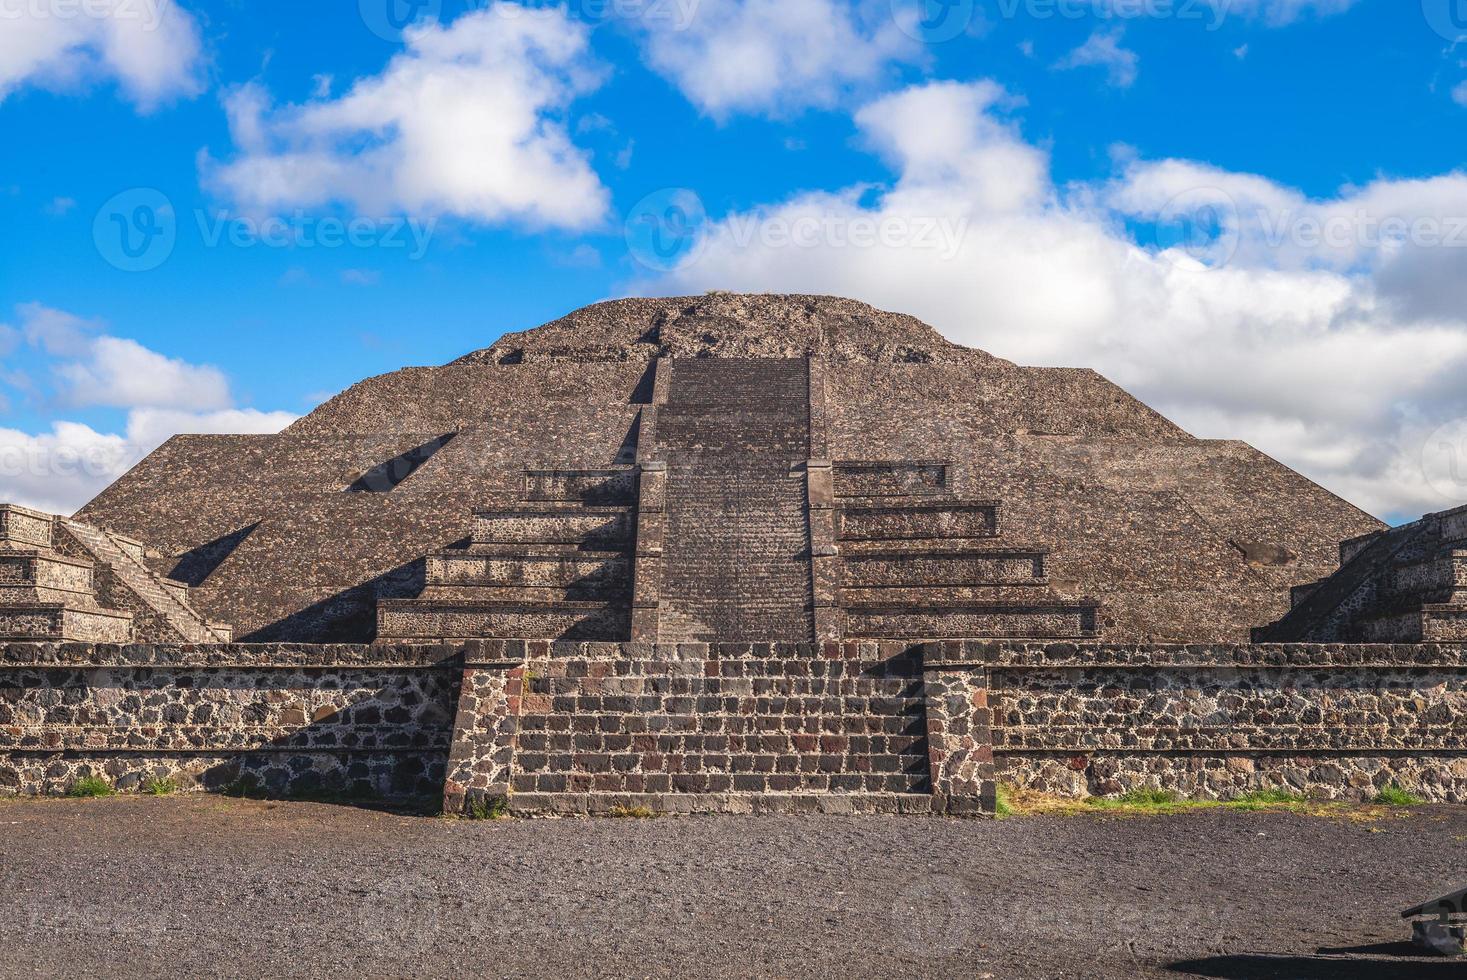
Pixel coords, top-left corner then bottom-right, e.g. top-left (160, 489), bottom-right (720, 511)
top-left (0, 504), bottom-right (230, 645)
top-left (2, 294), bottom-right (1461, 814)
top-left (1258, 503), bottom-right (1467, 644)
top-left (73, 294), bottom-right (1381, 645)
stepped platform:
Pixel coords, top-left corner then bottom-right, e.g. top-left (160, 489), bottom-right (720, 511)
top-left (0, 504), bottom-right (223, 644)
top-left (1258, 503), bottom-right (1467, 643)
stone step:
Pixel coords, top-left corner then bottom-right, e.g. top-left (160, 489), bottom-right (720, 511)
top-left (832, 461), bottom-right (954, 498)
top-left (1388, 550), bottom-right (1467, 603)
top-left (0, 550), bottom-right (96, 597)
top-left (523, 468), bottom-right (638, 506)
top-left (375, 598), bottom-right (628, 642)
top-left (0, 505), bottom-right (54, 549)
top-left (59, 520), bottom-right (224, 643)
top-left (470, 507), bottom-right (635, 549)
top-left (844, 601), bottom-right (1100, 639)
top-left (0, 601), bottom-right (133, 643)
top-left (1362, 603), bottom-right (1467, 643)
top-left (837, 502), bottom-right (1000, 543)
top-left (414, 582), bottom-right (626, 603)
top-left (841, 549), bottom-right (1047, 589)
top-left (428, 549), bottom-right (629, 592)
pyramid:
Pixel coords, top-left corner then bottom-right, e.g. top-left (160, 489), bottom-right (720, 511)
top-left (75, 293), bottom-right (1382, 644)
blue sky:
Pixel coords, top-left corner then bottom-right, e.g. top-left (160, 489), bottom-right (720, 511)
top-left (2, 0), bottom-right (1467, 521)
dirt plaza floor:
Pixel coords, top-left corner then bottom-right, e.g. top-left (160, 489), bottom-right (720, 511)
top-left (0, 795), bottom-right (1463, 979)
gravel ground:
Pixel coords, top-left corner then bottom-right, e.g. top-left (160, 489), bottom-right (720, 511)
top-left (0, 796), bottom-right (1462, 979)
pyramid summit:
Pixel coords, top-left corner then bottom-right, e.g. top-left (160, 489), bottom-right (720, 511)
top-left (69, 293), bottom-right (1378, 645)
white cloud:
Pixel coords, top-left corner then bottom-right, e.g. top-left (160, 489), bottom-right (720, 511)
top-left (55, 336), bottom-right (231, 410)
top-left (1453, 81), bottom-right (1467, 108)
top-left (634, 0), bottom-right (917, 118)
top-left (0, 0), bottom-right (205, 109)
top-left (202, 4), bottom-right (609, 229)
top-left (0, 409), bottom-right (295, 515)
top-left (5, 303), bottom-right (230, 410)
top-left (0, 303), bottom-right (297, 514)
top-left (635, 80), bottom-right (1467, 520)
top-left (1054, 28), bottom-right (1138, 89)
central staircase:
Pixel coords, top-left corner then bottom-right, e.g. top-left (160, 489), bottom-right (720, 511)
top-left (655, 358), bottom-right (814, 642)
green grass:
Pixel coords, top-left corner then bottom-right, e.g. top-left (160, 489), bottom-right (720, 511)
top-left (1373, 785), bottom-right (1426, 807)
top-left (466, 796), bottom-right (510, 820)
top-left (993, 784), bottom-right (1014, 819)
top-left (606, 804), bottom-right (657, 819)
top-left (1084, 788), bottom-right (1185, 811)
top-left (140, 776), bottom-right (178, 796)
top-left (1230, 788), bottom-right (1308, 811)
top-left (66, 776), bottom-right (114, 798)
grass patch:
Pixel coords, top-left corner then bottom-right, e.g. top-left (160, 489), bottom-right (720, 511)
top-left (606, 804), bottom-right (657, 819)
top-left (993, 784), bottom-right (1014, 819)
top-left (1373, 785), bottom-right (1426, 807)
top-left (140, 776), bottom-right (178, 796)
top-left (996, 782), bottom-right (1397, 820)
top-left (66, 775), bottom-right (114, 798)
top-left (1230, 788), bottom-right (1308, 811)
top-left (466, 796), bottom-right (510, 821)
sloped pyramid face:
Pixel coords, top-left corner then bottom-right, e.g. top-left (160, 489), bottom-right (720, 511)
top-left (76, 293), bottom-right (1382, 643)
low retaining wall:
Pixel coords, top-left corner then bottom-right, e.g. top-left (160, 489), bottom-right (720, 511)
top-left (4, 640), bottom-right (1467, 810)
top-left (0, 644), bottom-right (459, 797)
top-left (935, 642), bottom-right (1467, 803)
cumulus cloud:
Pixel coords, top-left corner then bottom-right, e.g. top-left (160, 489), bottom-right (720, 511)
top-left (0, 409), bottom-right (295, 515)
top-left (634, 80), bottom-right (1467, 520)
top-left (1053, 29), bottom-right (1138, 89)
top-left (0, 304), bottom-right (296, 514)
top-left (202, 4), bottom-right (608, 229)
top-left (634, 0), bottom-right (916, 118)
top-left (5, 303), bottom-right (230, 410)
top-left (0, 0), bottom-right (205, 109)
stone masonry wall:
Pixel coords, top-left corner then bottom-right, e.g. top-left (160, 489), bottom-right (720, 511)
top-left (8, 639), bottom-right (1467, 812)
top-left (0, 644), bottom-right (459, 798)
top-left (936, 641), bottom-right (1467, 803)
